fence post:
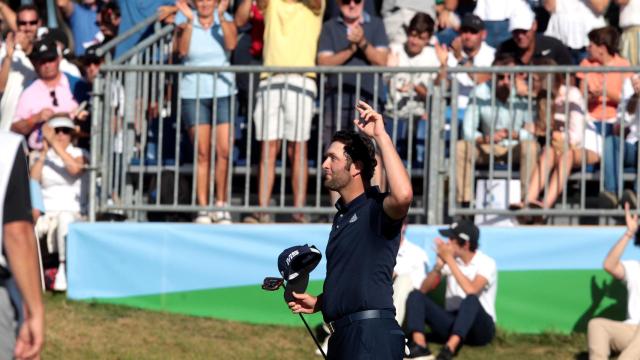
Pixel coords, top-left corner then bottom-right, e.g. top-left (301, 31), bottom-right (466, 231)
top-left (88, 74), bottom-right (104, 222)
top-left (427, 86), bottom-right (443, 224)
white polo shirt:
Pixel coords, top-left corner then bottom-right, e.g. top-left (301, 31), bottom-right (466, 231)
top-left (622, 260), bottom-right (640, 324)
top-left (442, 250), bottom-right (498, 322)
top-left (447, 42), bottom-right (496, 109)
top-left (394, 239), bottom-right (430, 289)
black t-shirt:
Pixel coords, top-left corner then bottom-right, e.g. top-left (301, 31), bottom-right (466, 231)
top-left (321, 187), bottom-right (403, 323)
top-left (497, 34), bottom-right (573, 65)
top-left (3, 146), bottom-right (32, 225)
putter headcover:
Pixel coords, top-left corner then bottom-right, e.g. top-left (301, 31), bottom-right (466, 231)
top-left (277, 245), bottom-right (322, 303)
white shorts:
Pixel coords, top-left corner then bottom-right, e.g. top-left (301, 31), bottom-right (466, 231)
top-left (253, 74), bottom-right (317, 142)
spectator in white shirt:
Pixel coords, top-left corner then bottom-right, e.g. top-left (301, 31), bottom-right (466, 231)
top-left (616, 0), bottom-right (640, 65)
top-left (589, 203), bottom-right (640, 360)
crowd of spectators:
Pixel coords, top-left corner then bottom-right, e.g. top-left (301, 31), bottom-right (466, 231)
top-left (0, 0), bottom-right (640, 286)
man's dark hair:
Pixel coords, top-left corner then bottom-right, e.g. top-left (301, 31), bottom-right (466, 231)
top-left (588, 26), bottom-right (620, 56)
top-left (407, 12), bottom-right (434, 36)
top-left (492, 52), bottom-right (516, 67)
top-left (453, 236), bottom-right (479, 252)
top-left (17, 4), bottom-right (40, 19)
top-left (99, 2), bottom-right (121, 20)
top-left (331, 130), bottom-right (377, 182)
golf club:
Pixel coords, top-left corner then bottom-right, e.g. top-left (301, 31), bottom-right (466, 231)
top-left (261, 276), bottom-right (327, 359)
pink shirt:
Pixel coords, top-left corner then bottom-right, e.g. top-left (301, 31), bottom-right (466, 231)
top-left (13, 74), bottom-right (78, 149)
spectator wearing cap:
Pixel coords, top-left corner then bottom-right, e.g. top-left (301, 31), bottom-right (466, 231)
top-left (379, 0), bottom-right (436, 46)
top-left (455, 55), bottom-right (539, 206)
top-left (31, 117), bottom-right (88, 292)
top-left (10, 36), bottom-right (82, 150)
top-left (617, 0), bottom-right (640, 66)
top-left (0, 5), bottom-right (43, 131)
top-left (384, 12), bottom-right (439, 159)
top-left (405, 220), bottom-right (497, 360)
top-left (496, 5), bottom-right (572, 65)
top-left (435, 13), bottom-right (495, 112)
top-left (473, 0), bottom-right (527, 49)
top-left (57, 0), bottom-right (101, 55)
top-left (41, 29), bottom-right (82, 78)
top-left (588, 203), bottom-right (640, 360)
top-left (543, 0), bottom-right (607, 65)
top-left (246, 0), bottom-right (324, 224)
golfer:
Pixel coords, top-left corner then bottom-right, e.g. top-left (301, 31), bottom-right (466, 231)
top-left (288, 101), bottom-right (413, 359)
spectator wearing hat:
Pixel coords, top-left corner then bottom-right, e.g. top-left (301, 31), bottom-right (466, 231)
top-left (405, 220), bottom-right (497, 360)
top-left (379, 0), bottom-right (436, 46)
top-left (0, 5), bottom-right (43, 131)
top-left (543, 0), bottom-right (607, 65)
top-left (57, 0), bottom-right (102, 55)
top-left (588, 203), bottom-right (640, 360)
top-left (31, 117), bottom-right (88, 292)
top-left (496, 5), bottom-right (572, 65)
top-left (10, 36), bottom-right (83, 150)
top-left (435, 14), bottom-right (496, 112)
top-left (41, 28), bottom-right (82, 78)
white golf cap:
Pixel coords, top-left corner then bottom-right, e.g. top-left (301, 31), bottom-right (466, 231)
top-left (47, 116), bottom-right (74, 129)
top-left (509, 8), bottom-right (535, 32)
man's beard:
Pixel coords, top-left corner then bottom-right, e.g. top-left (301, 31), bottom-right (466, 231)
top-left (323, 172), bottom-right (350, 191)
top-left (496, 84), bottom-right (510, 103)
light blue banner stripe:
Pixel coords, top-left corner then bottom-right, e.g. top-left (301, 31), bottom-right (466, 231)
top-left (68, 223), bottom-right (640, 300)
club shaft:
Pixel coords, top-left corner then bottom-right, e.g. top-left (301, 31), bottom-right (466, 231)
top-left (299, 313), bottom-right (327, 359)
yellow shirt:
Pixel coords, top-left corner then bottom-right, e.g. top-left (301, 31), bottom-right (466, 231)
top-left (262, 0), bottom-right (324, 78)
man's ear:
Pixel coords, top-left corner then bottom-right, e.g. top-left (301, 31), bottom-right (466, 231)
top-left (350, 160), bottom-right (363, 177)
top-left (531, 20), bottom-right (538, 34)
top-left (480, 29), bottom-right (487, 41)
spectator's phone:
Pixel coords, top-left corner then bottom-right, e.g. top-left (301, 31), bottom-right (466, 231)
top-left (74, 101), bottom-right (88, 116)
top-left (635, 228), bottom-right (640, 247)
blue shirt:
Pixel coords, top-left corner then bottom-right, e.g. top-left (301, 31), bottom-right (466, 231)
top-left (462, 82), bottom-right (534, 147)
top-left (176, 11), bottom-right (236, 99)
top-left (321, 187), bottom-right (403, 323)
top-left (115, 0), bottom-right (175, 58)
top-left (317, 12), bottom-right (389, 101)
top-left (70, 4), bottom-right (100, 56)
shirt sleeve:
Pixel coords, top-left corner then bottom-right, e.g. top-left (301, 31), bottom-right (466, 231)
top-left (3, 145), bottom-right (32, 224)
top-left (317, 23), bottom-right (335, 54)
top-left (13, 90), bottom-right (32, 123)
top-left (622, 260), bottom-right (640, 286)
top-left (476, 256), bottom-right (497, 288)
top-left (462, 89), bottom-right (482, 141)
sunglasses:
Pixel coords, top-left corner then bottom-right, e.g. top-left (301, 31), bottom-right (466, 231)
top-left (55, 127), bottom-right (72, 134)
top-left (341, 0), bottom-right (362, 5)
top-left (261, 277), bottom-right (284, 291)
top-left (17, 20), bottom-right (38, 26)
top-left (50, 90), bottom-right (58, 107)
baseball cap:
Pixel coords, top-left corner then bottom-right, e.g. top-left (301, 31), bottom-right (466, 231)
top-left (47, 116), bottom-right (75, 129)
top-left (438, 220), bottom-right (479, 244)
top-left (82, 44), bottom-right (103, 65)
top-left (509, 8), bottom-right (535, 32)
top-left (30, 37), bottom-right (59, 62)
top-left (460, 14), bottom-right (484, 32)
top-left (278, 245), bottom-right (322, 302)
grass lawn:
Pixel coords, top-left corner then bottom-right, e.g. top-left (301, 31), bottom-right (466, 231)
top-left (43, 293), bottom-right (589, 359)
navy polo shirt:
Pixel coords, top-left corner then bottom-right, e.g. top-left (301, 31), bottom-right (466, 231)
top-left (321, 187), bottom-right (403, 323)
top-left (497, 34), bottom-right (573, 65)
top-left (317, 12), bottom-right (389, 101)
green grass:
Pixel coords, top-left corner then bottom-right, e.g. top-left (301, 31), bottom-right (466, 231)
top-left (43, 293), bottom-right (589, 359)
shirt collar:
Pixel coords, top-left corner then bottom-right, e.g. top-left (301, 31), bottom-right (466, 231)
top-left (337, 11), bottom-right (371, 25)
top-left (334, 186), bottom-right (380, 212)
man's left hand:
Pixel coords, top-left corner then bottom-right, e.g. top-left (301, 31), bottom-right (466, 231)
top-left (347, 24), bottom-right (364, 45)
top-left (354, 100), bottom-right (385, 138)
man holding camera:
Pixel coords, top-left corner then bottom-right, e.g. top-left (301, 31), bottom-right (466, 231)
top-left (588, 203), bottom-right (640, 360)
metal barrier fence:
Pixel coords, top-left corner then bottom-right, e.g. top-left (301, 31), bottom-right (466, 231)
top-left (87, 23), bottom-right (640, 224)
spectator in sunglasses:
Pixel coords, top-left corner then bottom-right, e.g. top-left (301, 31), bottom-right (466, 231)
top-left (57, 0), bottom-right (102, 56)
top-left (31, 117), bottom-right (88, 292)
top-left (0, 5), bottom-right (42, 130)
top-left (11, 36), bottom-right (84, 150)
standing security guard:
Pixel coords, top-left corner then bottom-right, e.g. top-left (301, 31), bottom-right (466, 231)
top-left (0, 131), bottom-right (45, 360)
top-left (288, 101), bottom-right (413, 359)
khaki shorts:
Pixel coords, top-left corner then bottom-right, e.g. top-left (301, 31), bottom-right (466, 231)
top-left (253, 74), bottom-right (317, 142)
